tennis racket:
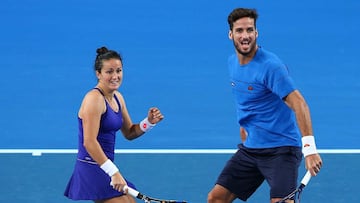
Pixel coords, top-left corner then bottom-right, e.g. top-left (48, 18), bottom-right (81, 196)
top-left (123, 185), bottom-right (187, 203)
top-left (275, 171), bottom-right (312, 203)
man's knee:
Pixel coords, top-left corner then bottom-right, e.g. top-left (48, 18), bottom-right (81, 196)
top-left (207, 190), bottom-right (216, 203)
top-left (207, 185), bottom-right (236, 203)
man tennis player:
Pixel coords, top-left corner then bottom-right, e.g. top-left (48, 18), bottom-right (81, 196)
top-left (207, 8), bottom-right (323, 203)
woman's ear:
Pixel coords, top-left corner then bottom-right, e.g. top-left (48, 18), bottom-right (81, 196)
top-left (95, 71), bottom-right (101, 80)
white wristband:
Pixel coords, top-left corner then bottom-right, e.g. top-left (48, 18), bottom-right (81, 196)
top-left (301, 135), bottom-right (318, 157)
top-left (100, 159), bottom-right (119, 177)
top-left (139, 117), bottom-right (155, 132)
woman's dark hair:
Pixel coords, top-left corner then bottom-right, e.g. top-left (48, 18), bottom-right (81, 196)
top-left (227, 8), bottom-right (258, 30)
top-left (94, 46), bottom-right (122, 72)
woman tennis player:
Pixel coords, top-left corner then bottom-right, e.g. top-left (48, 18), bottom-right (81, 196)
top-left (64, 46), bottom-right (164, 203)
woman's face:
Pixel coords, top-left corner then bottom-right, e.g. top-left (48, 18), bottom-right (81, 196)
top-left (96, 58), bottom-right (123, 91)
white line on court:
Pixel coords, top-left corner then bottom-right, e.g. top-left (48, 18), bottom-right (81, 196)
top-left (0, 149), bottom-right (360, 155)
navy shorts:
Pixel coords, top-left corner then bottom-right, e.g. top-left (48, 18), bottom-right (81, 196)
top-left (216, 144), bottom-right (302, 201)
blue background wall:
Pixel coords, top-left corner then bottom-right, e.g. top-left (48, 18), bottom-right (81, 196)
top-left (1, 0), bottom-right (359, 149)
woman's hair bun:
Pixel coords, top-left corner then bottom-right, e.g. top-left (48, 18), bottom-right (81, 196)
top-left (96, 46), bottom-right (108, 55)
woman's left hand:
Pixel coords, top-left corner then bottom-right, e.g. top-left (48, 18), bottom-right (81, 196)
top-left (148, 107), bottom-right (164, 124)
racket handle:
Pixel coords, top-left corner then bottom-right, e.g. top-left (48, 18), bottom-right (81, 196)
top-left (123, 185), bottom-right (140, 198)
top-left (300, 170), bottom-right (312, 186)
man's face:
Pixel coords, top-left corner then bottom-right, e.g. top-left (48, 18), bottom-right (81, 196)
top-left (229, 17), bottom-right (258, 56)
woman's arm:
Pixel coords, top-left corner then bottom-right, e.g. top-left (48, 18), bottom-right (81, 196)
top-left (117, 92), bottom-right (164, 140)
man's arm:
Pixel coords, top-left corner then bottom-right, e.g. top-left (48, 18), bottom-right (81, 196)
top-left (240, 127), bottom-right (247, 143)
top-left (284, 90), bottom-right (323, 176)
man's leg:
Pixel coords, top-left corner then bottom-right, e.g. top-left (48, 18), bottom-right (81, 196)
top-left (207, 184), bottom-right (237, 203)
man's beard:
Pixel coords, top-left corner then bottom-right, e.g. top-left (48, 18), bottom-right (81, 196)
top-left (233, 40), bottom-right (255, 56)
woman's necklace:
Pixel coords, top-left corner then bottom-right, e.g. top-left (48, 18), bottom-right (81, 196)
top-left (105, 95), bottom-right (119, 112)
top-left (97, 86), bottom-right (118, 112)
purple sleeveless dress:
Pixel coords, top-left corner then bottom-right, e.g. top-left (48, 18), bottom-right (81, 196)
top-left (64, 88), bottom-right (135, 200)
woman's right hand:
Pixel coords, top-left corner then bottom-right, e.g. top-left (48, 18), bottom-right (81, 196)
top-left (110, 172), bottom-right (127, 192)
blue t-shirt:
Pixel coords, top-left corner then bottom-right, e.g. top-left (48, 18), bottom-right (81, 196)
top-left (228, 47), bottom-right (301, 148)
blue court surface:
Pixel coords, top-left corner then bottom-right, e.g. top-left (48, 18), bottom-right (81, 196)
top-left (1, 0), bottom-right (359, 202)
top-left (0, 152), bottom-right (359, 202)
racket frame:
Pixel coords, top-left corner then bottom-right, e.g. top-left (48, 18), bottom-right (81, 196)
top-left (123, 185), bottom-right (187, 203)
top-left (275, 171), bottom-right (312, 203)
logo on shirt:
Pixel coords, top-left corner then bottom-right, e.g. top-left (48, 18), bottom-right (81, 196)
top-left (248, 86), bottom-right (253, 91)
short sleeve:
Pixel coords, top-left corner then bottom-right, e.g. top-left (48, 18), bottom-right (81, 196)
top-left (265, 63), bottom-right (296, 99)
